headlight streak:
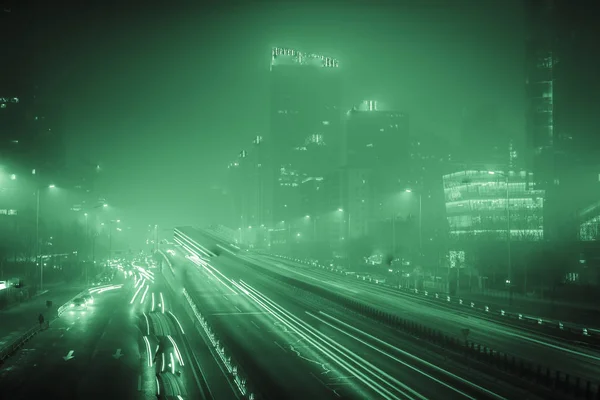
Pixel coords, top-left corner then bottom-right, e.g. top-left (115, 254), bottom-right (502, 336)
top-left (160, 292), bottom-right (165, 314)
top-left (161, 352), bottom-right (165, 372)
top-left (174, 233), bottom-right (213, 259)
top-left (135, 277), bottom-right (143, 289)
top-left (174, 229), bottom-right (216, 258)
top-left (170, 352), bottom-right (176, 374)
top-left (89, 284), bottom-right (123, 294)
top-left (130, 281), bottom-right (145, 304)
top-left (314, 311), bottom-right (507, 400)
top-left (156, 376), bottom-right (160, 395)
top-left (181, 245), bottom-right (237, 294)
top-left (143, 312), bottom-right (150, 335)
top-left (143, 336), bottom-right (153, 367)
top-left (168, 311), bottom-right (185, 334)
top-left (152, 292), bottom-right (155, 312)
top-left (140, 285), bottom-right (150, 305)
top-left (167, 335), bottom-right (185, 367)
top-left (233, 280), bottom-right (420, 400)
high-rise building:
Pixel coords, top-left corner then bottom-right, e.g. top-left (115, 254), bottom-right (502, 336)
top-left (268, 47), bottom-right (343, 228)
top-left (343, 101), bottom-right (409, 244)
top-left (525, 0), bottom-right (600, 241)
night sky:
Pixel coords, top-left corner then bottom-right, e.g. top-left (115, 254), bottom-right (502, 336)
top-left (26, 0), bottom-right (525, 229)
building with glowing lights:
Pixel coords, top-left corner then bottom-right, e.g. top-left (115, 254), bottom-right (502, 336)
top-left (268, 47), bottom-right (343, 229)
top-left (343, 101), bottom-right (410, 247)
top-left (443, 170), bottom-right (545, 242)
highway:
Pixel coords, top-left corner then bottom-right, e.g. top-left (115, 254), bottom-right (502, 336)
top-left (0, 263), bottom-right (240, 400)
top-left (0, 277), bottom-right (142, 399)
top-left (242, 252), bottom-right (600, 384)
top-left (167, 232), bottom-right (538, 400)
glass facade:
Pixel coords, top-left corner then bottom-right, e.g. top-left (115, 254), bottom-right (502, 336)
top-left (443, 170), bottom-right (545, 241)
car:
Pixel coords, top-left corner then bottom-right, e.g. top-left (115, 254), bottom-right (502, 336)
top-left (82, 294), bottom-right (94, 305)
top-left (70, 297), bottom-right (88, 310)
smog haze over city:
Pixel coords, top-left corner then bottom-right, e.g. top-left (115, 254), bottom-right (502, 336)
top-left (10, 0), bottom-right (529, 229)
top-left (2, 1), bottom-right (600, 400)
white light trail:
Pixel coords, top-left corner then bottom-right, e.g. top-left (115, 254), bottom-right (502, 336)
top-left (140, 285), bottom-right (150, 305)
top-left (168, 311), bottom-right (185, 334)
top-left (130, 281), bottom-right (145, 304)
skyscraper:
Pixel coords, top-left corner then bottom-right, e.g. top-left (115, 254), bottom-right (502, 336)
top-left (343, 101), bottom-right (409, 240)
top-left (268, 47), bottom-right (343, 228)
top-left (525, 0), bottom-right (600, 241)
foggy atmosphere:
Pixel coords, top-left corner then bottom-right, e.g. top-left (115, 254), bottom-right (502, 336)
top-left (1, 0), bottom-right (600, 399)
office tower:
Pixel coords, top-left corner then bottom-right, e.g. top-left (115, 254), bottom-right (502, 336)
top-left (268, 47), bottom-right (343, 228)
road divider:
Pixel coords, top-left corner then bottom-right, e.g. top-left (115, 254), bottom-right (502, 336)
top-left (182, 288), bottom-right (256, 400)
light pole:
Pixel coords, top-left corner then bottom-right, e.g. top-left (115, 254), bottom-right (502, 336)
top-left (35, 184), bottom-right (56, 292)
top-left (405, 189), bottom-right (423, 261)
top-left (488, 171), bottom-right (512, 304)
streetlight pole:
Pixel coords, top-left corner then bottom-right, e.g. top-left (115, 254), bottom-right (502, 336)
top-left (36, 188), bottom-right (41, 291)
top-left (489, 171), bottom-right (512, 305)
top-left (109, 221), bottom-right (113, 262)
top-left (84, 213), bottom-right (89, 285)
top-left (405, 189), bottom-right (423, 262)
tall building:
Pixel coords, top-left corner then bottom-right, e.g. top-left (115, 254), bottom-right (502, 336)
top-left (525, 0), bottom-right (600, 241)
top-left (343, 101), bottom-right (410, 248)
top-left (268, 47), bottom-right (343, 228)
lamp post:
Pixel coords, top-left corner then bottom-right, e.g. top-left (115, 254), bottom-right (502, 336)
top-left (35, 184), bottom-right (56, 292)
top-left (405, 189), bottom-right (423, 260)
top-left (488, 171), bottom-right (512, 305)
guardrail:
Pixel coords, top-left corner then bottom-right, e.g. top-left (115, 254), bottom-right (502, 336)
top-left (239, 252), bottom-right (600, 399)
top-left (0, 287), bottom-right (91, 365)
top-left (182, 288), bottom-right (258, 400)
top-left (266, 253), bottom-right (600, 344)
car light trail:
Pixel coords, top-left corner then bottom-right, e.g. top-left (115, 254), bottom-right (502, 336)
top-left (170, 352), bottom-right (175, 374)
top-left (161, 352), bottom-right (165, 372)
top-left (143, 336), bottom-right (153, 367)
top-left (156, 376), bottom-right (160, 395)
top-left (184, 252), bottom-right (237, 294)
top-left (160, 292), bottom-right (165, 314)
top-left (143, 312), bottom-right (150, 335)
top-left (167, 335), bottom-right (185, 366)
top-left (233, 279), bottom-right (424, 400)
top-left (140, 285), bottom-right (150, 305)
top-left (168, 311), bottom-right (185, 334)
top-left (130, 282), bottom-right (145, 304)
top-left (152, 292), bottom-right (155, 312)
top-left (309, 311), bottom-right (503, 400)
top-left (97, 284), bottom-right (123, 294)
top-left (135, 276), bottom-right (143, 289)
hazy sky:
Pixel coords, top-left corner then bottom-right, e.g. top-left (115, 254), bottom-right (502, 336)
top-left (29, 0), bottom-right (525, 229)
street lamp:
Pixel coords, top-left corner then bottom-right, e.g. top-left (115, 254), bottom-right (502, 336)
top-left (405, 189), bottom-right (423, 261)
top-left (488, 171), bottom-right (512, 304)
top-left (36, 184), bottom-right (57, 292)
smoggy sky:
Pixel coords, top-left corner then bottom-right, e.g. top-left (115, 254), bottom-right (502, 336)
top-left (27, 0), bottom-right (525, 229)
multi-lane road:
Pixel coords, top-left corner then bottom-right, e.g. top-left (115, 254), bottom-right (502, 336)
top-left (181, 225), bottom-right (600, 386)
top-left (169, 228), bottom-right (547, 400)
top-left (246, 252), bottom-right (600, 384)
top-left (0, 265), bottom-right (239, 400)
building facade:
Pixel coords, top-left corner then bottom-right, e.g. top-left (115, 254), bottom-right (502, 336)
top-left (268, 47), bottom-right (343, 228)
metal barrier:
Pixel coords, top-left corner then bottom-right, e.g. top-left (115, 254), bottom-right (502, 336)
top-left (266, 253), bottom-right (600, 344)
